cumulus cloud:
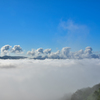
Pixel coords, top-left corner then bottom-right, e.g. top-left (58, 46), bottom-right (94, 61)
top-left (73, 49), bottom-right (84, 59)
top-left (1, 45), bottom-right (99, 60)
top-left (84, 47), bottom-right (92, 54)
top-left (27, 48), bottom-right (43, 57)
top-left (36, 48), bottom-right (43, 53)
top-left (73, 47), bottom-right (99, 59)
top-left (27, 49), bottom-right (35, 56)
top-left (27, 46), bottom-right (100, 60)
top-left (10, 45), bottom-right (23, 54)
top-left (0, 59), bottom-right (100, 100)
top-left (43, 49), bottom-right (51, 54)
top-left (61, 47), bottom-right (71, 58)
top-left (0, 45), bottom-right (23, 56)
top-left (49, 50), bottom-right (60, 59)
top-left (1, 45), bottom-right (11, 55)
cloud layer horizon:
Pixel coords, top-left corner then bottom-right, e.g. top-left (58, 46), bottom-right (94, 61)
top-left (0, 45), bottom-right (100, 59)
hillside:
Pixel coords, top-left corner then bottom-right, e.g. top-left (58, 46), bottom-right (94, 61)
top-left (67, 83), bottom-right (100, 100)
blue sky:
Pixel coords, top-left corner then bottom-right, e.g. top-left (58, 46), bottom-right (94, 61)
top-left (0, 0), bottom-right (100, 54)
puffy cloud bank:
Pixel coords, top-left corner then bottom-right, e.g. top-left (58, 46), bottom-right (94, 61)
top-left (10, 45), bottom-right (23, 54)
top-left (27, 47), bottom-right (100, 59)
top-left (1, 45), bottom-right (23, 56)
top-left (1, 45), bottom-right (100, 60)
top-left (1, 45), bottom-right (11, 55)
top-left (0, 59), bottom-right (100, 100)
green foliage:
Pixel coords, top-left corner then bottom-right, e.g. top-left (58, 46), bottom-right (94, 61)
top-left (71, 84), bottom-right (100, 100)
top-left (94, 88), bottom-right (100, 100)
top-left (87, 93), bottom-right (95, 100)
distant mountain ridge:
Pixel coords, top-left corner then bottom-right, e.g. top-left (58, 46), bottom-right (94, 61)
top-left (0, 55), bottom-right (27, 59)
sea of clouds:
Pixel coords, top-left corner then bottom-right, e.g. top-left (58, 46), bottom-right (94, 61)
top-left (0, 59), bottom-right (100, 100)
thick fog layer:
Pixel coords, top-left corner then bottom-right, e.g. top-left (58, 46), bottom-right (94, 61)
top-left (0, 59), bottom-right (100, 100)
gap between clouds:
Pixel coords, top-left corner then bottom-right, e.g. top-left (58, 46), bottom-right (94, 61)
top-left (0, 45), bottom-right (100, 59)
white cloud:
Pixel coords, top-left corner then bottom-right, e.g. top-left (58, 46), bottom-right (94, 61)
top-left (73, 49), bottom-right (84, 59)
top-left (61, 47), bottom-right (71, 58)
top-left (36, 48), bottom-right (43, 53)
top-left (0, 45), bottom-right (23, 56)
top-left (43, 49), bottom-right (51, 54)
top-left (27, 48), bottom-right (44, 57)
top-left (27, 46), bottom-right (100, 60)
top-left (10, 45), bottom-right (23, 54)
top-left (84, 47), bottom-right (92, 54)
top-left (1, 45), bottom-right (99, 60)
top-left (0, 59), bottom-right (100, 100)
top-left (57, 19), bottom-right (89, 47)
top-left (60, 19), bottom-right (89, 35)
top-left (49, 50), bottom-right (60, 59)
top-left (27, 49), bottom-right (35, 56)
top-left (1, 45), bottom-right (11, 55)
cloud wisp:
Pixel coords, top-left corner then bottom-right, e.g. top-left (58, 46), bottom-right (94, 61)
top-left (0, 59), bottom-right (100, 100)
top-left (60, 19), bottom-right (89, 35)
top-left (56, 19), bottom-right (89, 47)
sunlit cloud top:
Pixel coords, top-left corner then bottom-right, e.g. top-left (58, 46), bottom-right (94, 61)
top-left (0, 45), bottom-right (100, 59)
